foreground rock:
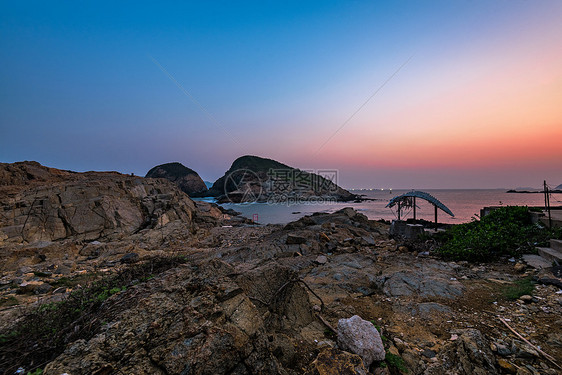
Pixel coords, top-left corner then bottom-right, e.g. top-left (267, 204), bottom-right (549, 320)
top-left (145, 162), bottom-right (208, 197)
top-left (337, 315), bottom-right (385, 367)
top-left (43, 260), bottom-right (315, 375)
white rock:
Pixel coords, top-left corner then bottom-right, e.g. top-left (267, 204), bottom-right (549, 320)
top-left (337, 315), bottom-right (385, 367)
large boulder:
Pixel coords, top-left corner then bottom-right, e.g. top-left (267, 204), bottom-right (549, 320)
top-left (337, 315), bottom-right (385, 368)
top-left (145, 162), bottom-right (208, 197)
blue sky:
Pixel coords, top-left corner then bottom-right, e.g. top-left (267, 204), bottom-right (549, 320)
top-left (2, 1), bottom-right (561, 188)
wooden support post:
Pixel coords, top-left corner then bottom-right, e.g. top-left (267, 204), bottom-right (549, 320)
top-left (434, 205), bottom-right (438, 227)
top-left (397, 201), bottom-right (401, 221)
top-left (413, 197), bottom-right (416, 221)
top-left (544, 180), bottom-right (552, 229)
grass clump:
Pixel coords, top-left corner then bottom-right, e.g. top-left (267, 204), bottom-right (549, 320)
top-left (436, 206), bottom-right (560, 262)
top-left (385, 352), bottom-right (408, 373)
top-left (503, 277), bottom-right (535, 300)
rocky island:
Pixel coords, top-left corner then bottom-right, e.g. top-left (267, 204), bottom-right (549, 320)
top-left (0, 161), bottom-right (561, 375)
top-left (146, 162), bottom-right (209, 198)
top-left (207, 155), bottom-right (357, 203)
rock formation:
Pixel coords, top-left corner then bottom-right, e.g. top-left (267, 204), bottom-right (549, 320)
top-left (208, 155), bottom-right (356, 203)
top-left (145, 162), bottom-right (208, 197)
top-left (0, 161), bottom-right (198, 243)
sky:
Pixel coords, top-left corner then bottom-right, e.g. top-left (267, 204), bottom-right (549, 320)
top-left (1, 1), bottom-right (561, 189)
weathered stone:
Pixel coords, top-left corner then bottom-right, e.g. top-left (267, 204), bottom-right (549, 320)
top-left (546, 332), bottom-right (562, 347)
top-left (306, 348), bottom-right (367, 375)
top-left (337, 315), bottom-right (385, 368)
top-left (514, 263), bottom-right (526, 272)
top-left (382, 271), bottom-right (464, 299)
top-left (315, 255), bottom-right (328, 264)
top-left (286, 234), bottom-right (308, 245)
top-left (497, 359), bottom-right (517, 374)
top-left (17, 280), bottom-right (44, 294)
top-left (120, 253), bottom-right (139, 264)
top-left (430, 329), bottom-right (497, 375)
top-left (35, 282), bottom-right (53, 295)
top-left (422, 348), bottom-right (436, 358)
top-left (393, 337), bottom-right (406, 352)
top-left (495, 343), bottom-right (511, 356)
top-left (515, 343), bottom-right (540, 359)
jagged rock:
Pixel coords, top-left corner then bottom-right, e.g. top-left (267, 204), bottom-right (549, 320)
top-left (145, 162), bottom-right (208, 198)
top-left (43, 260), bottom-right (289, 375)
top-left (337, 315), bottom-right (385, 368)
top-left (306, 348), bottom-right (367, 375)
top-left (234, 262), bottom-right (314, 333)
top-left (426, 329), bottom-right (497, 375)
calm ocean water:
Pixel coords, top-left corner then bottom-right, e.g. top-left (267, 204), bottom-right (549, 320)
top-left (211, 189), bottom-right (558, 225)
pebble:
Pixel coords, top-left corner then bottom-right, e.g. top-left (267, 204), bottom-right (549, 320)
top-left (422, 349), bottom-right (436, 358)
top-left (393, 337), bottom-right (406, 352)
top-left (514, 263), bottom-right (526, 272)
top-left (315, 255), bottom-right (328, 265)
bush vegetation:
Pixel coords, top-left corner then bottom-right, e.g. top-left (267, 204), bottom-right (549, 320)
top-left (436, 206), bottom-right (561, 262)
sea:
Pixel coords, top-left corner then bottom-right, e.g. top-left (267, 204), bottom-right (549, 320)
top-left (196, 189), bottom-right (560, 225)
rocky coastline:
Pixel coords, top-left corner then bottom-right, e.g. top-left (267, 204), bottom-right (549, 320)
top-left (0, 162), bottom-right (561, 375)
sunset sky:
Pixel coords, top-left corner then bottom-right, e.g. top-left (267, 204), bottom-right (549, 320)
top-left (1, 1), bottom-right (561, 189)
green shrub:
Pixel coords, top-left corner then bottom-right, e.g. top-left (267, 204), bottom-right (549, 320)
top-left (385, 351), bottom-right (408, 373)
top-left (436, 206), bottom-right (558, 261)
